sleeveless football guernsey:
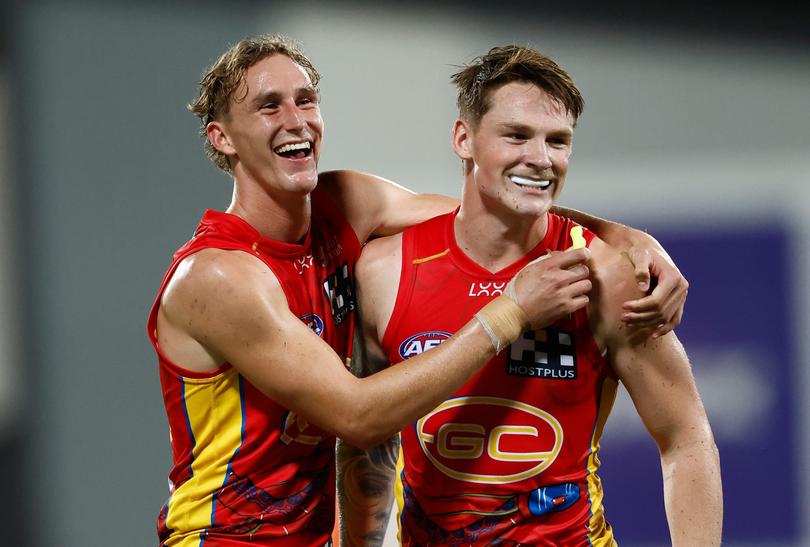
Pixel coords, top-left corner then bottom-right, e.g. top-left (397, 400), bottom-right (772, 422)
top-left (381, 209), bottom-right (618, 546)
top-left (148, 189), bottom-right (359, 546)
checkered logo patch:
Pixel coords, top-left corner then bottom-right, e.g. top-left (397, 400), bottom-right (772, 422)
top-left (506, 328), bottom-right (577, 380)
top-left (322, 262), bottom-right (355, 326)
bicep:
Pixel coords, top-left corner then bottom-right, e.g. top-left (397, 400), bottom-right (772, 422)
top-left (371, 190), bottom-right (458, 238)
top-left (611, 333), bottom-right (711, 451)
top-left (177, 254), bottom-right (362, 433)
top-left (320, 170), bottom-right (457, 242)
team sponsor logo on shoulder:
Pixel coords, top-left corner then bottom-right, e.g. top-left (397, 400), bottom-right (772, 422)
top-left (416, 396), bottom-right (563, 484)
top-left (399, 331), bottom-right (451, 359)
top-left (468, 281), bottom-right (507, 297)
top-left (301, 313), bottom-right (324, 337)
top-left (507, 328), bottom-right (577, 380)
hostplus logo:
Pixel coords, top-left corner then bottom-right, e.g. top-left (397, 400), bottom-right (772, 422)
top-left (507, 328), bottom-right (577, 380)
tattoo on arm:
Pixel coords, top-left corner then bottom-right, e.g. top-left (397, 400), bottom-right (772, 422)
top-left (337, 435), bottom-right (401, 547)
top-left (338, 307), bottom-right (401, 545)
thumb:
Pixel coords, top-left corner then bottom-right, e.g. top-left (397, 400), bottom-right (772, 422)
top-left (627, 247), bottom-right (651, 292)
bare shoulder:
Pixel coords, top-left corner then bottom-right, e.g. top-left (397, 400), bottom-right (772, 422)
top-left (162, 248), bottom-right (282, 317)
top-left (159, 248), bottom-right (287, 365)
top-left (590, 237), bottom-right (643, 301)
top-left (588, 237), bottom-right (646, 344)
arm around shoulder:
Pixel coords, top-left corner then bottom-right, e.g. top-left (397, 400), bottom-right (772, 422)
top-left (318, 170), bottom-right (457, 243)
top-left (553, 205), bottom-right (689, 335)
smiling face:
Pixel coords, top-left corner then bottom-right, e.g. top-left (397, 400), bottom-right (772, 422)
top-left (452, 81), bottom-right (574, 219)
top-left (207, 54), bottom-right (324, 196)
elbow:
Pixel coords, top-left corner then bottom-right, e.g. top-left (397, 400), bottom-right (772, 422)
top-left (659, 427), bottom-right (720, 464)
top-left (334, 404), bottom-right (395, 450)
top-left (337, 418), bottom-right (392, 450)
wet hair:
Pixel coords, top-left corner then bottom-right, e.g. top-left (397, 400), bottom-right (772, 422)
top-left (188, 34), bottom-right (320, 172)
top-left (451, 45), bottom-right (584, 127)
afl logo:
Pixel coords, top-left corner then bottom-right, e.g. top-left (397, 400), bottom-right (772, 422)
top-left (416, 396), bottom-right (563, 484)
top-left (399, 331), bottom-right (451, 359)
top-left (301, 313), bottom-right (324, 337)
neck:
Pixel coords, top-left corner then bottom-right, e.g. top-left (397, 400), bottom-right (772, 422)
top-left (226, 177), bottom-right (311, 243)
top-left (454, 185), bottom-right (549, 272)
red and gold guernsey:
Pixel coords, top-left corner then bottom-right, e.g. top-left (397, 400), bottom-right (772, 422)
top-left (382, 209), bottom-right (619, 546)
top-left (147, 188), bottom-right (360, 546)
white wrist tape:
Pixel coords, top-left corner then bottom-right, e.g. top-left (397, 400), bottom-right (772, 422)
top-left (474, 294), bottom-right (528, 354)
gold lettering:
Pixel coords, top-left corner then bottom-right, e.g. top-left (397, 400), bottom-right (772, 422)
top-left (489, 425), bottom-right (553, 462)
top-left (436, 423), bottom-right (485, 459)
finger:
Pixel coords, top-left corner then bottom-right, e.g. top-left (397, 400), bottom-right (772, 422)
top-left (567, 278), bottom-right (593, 296)
top-left (650, 277), bottom-right (686, 323)
top-left (672, 299), bottom-right (685, 327)
top-left (566, 264), bottom-right (590, 280)
top-left (652, 324), bottom-right (672, 338)
top-left (568, 294), bottom-right (590, 313)
top-left (653, 302), bottom-right (685, 338)
top-left (622, 312), bottom-right (666, 327)
top-left (622, 292), bottom-right (664, 313)
top-left (622, 310), bottom-right (667, 323)
top-left (627, 248), bottom-right (652, 292)
top-left (551, 247), bottom-right (591, 268)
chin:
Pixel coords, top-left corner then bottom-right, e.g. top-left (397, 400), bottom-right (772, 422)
top-left (287, 171), bottom-right (319, 193)
top-left (508, 197), bottom-right (553, 218)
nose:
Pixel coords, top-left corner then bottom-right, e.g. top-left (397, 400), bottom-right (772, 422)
top-left (524, 140), bottom-right (553, 171)
top-left (280, 103), bottom-right (306, 132)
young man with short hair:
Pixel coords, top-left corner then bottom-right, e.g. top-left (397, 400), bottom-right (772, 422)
top-left (341, 45), bottom-right (721, 546)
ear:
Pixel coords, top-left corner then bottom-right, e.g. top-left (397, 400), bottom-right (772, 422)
top-left (206, 121), bottom-right (237, 158)
top-left (451, 118), bottom-right (474, 161)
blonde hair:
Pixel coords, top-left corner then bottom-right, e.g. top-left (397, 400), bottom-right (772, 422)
top-left (188, 34), bottom-right (320, 172)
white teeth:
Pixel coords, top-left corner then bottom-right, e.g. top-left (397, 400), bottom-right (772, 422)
top-left (275, 142), bottom-right (311, 154)
top-left (510, 175), bottom-right (551, 189)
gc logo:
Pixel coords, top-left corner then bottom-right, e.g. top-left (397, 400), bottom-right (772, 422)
top-left (416, 396), bottom-right (562, 484)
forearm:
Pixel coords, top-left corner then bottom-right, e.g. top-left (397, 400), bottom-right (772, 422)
top-left (342, 318), bottom-right (496, 447)
top-left (551, 205), bottom-right (661, 251)
top-left (337, 436), bottom-right (400, 547)
top-left (372, 193), bottom-right (458, 238)
top-left (661, 437), bottom-right (723, 546)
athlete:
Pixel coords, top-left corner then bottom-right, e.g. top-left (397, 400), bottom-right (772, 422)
top-left (340, 46), bottom-right (721, 546)
top-left (149, 35), bottom-right (690, 546)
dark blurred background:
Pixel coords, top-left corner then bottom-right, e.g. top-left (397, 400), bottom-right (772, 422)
top-left (1, 1), bottom-right (808, 544)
